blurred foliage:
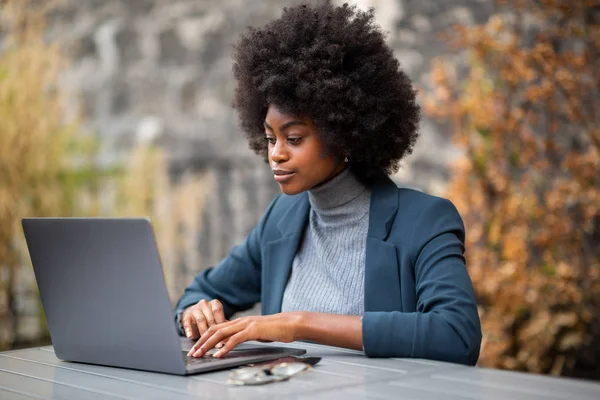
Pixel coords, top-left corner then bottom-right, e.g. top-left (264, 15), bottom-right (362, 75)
top-left (0, 0), bottom-right (212, 350)
top-left (425, 0), bottom-right (600, 378)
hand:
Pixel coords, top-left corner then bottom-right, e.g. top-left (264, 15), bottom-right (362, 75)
top-left (187, 312), bottom-right (304, 358)
top-left (181, 299), bottom-right (227, 339)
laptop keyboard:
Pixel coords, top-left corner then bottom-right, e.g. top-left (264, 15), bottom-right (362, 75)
top-left (182, 347), bottom-right (297, 369)
top-left (183, 351), bottom-right (229, 366)
top-left (181, 351), bottom-right (239, 366)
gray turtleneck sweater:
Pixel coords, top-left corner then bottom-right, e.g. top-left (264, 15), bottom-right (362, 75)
top-left (281, 168), bottom-right (371, 315)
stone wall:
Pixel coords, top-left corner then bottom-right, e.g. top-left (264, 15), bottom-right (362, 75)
top-left (11, 0), bottom-right (495, 344)
top-left (47, 0), bottom-right (492, 248)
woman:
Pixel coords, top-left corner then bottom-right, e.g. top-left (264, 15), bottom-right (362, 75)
top-left (176, 1), bottom-right (481, 365)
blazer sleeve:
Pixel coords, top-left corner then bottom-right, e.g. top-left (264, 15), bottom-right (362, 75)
top-left (174, 196), bottom-right (281, 324)
top-left (362, 198), bottom-right (482, 365)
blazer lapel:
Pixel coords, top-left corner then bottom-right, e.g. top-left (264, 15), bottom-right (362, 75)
top-left (364, 177), bottom-right (402, 312)
top-left (262, 193), bottom-right (310, 315)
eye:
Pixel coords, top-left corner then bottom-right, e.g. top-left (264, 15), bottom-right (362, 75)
top-left (265, 136), bottom-right (276, 145)
top-left (287, 137), bottom-right (302, 145)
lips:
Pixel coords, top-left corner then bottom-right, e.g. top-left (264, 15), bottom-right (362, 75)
top-left (272, 169), bottom-right (295, 183)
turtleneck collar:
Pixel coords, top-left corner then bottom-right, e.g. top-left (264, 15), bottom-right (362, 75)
top-left (308, 167), bottom-right (368, 213)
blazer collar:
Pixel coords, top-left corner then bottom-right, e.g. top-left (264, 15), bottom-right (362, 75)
top-left (276, 192), bottom-right (310, 236)
top-left (265, 176), bottom-right (400, 315)
top-left (265, 193), bottom-right (309, 315)
top-left (368, 176), bottom-right (399, 240)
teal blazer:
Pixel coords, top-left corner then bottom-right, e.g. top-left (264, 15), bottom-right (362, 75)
top-left (175, 176), bottom-right (482, 365)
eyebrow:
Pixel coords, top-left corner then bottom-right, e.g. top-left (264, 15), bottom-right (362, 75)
top-left (264, 120), bottom-right (307, 132)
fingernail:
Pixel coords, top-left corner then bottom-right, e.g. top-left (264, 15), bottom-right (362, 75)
top-left (216, 343), bottom-right (223, 348)
top-left (213, 350), bottom-right (222, 358)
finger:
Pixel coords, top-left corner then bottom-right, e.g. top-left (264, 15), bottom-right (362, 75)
top-left (187, 321), bottom-right (232, 356)
top-left (182, 312), bottom-right (199, 339)
top-left (190, 308), bottom-right (209, 336)
top-left (191, 323), bottom-right (241, 357)
top-left (198, 299), bottom-right (217, 327)
top-left (213, 332), bottom-right (246, 358)
top-left (194, 323), bottom-right (230, 354)
top-left (188, 337), bottom-right (203, 357)
top-left (210, 299), bottom-right (226, 324)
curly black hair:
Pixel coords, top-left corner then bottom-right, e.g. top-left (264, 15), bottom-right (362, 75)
top-left (232, 1), bottom-right (420, 184)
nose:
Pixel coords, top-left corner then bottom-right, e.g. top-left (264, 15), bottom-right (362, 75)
top-left (270, 140), bottom-right (289, 163)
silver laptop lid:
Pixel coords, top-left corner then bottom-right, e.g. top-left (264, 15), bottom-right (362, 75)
top-left (22, 218), bottom-right (186, 375)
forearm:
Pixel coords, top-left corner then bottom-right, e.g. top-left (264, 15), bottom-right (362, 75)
top-left (295, 312), bottom-right (363, 351)
top-left (362, 311), bottom-right (480, 364)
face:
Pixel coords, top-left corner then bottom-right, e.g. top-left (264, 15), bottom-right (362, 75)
top-left (264, 105), bottom-right (345, 195)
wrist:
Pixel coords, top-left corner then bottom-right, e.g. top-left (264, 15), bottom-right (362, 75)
top-left (291, 311), bottom-right (309, 341)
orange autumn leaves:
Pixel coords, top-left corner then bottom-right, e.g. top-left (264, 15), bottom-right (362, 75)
top-left (425, 0), bottom-right (600, 376)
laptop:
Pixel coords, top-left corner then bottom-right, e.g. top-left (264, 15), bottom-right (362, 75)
top-left (21, 217), bottom-right (306, 375)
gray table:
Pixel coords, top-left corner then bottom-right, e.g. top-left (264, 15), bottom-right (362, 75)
top-left (1, 341), bottom-right (600, 399)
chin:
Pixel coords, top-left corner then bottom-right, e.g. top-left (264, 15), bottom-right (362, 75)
top-left (278, 184), bottom-right (306, 196)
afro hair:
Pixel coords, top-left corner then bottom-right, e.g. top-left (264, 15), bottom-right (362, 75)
top-left (232, 1), bottom-right (421, 185)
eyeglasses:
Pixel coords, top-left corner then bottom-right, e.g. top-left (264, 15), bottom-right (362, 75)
top-left (227, 356), bottom-right (321, 386)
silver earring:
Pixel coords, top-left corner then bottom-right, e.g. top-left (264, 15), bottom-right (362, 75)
top-left (344, 157), bottom-right (349, 163)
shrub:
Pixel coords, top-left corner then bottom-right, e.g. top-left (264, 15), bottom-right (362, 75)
top-left (0, 0), bottom-right (212, 350)
top-left (424, 0), bottom-right (600, 378)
